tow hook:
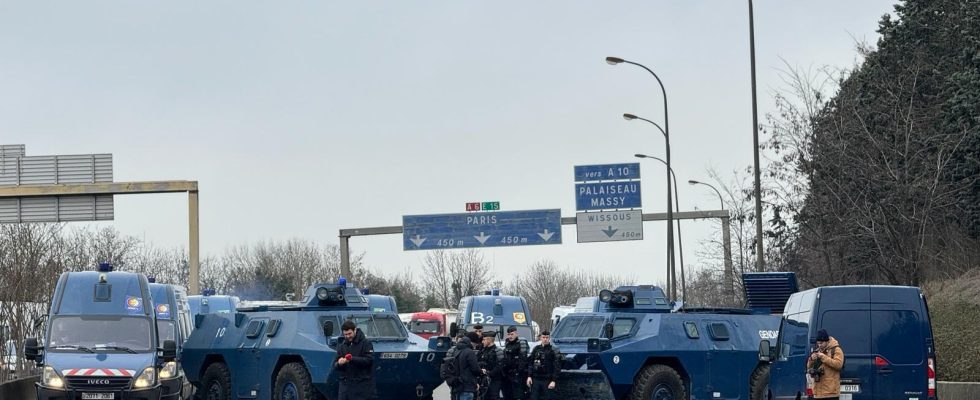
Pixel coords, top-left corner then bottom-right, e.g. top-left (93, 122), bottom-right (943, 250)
top-left (416, 384), bottom-right (424, 398)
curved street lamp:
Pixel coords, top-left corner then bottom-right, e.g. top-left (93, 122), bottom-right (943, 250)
top-left (689, 179), bottom-right (736, 305)
top-left (609, 56), bottom-right (677, 301)
top-left (635, 154), bottom-right (686, 302)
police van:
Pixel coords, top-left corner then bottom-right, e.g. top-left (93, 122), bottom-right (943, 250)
top-left (760, 285), bottom-right (937, 400)
top-left (24, 263), bottom-right (177, 400)
top-left (450, 289), bottom-right (535, 341)
top-left (148, 281), bottom-right (193, 400)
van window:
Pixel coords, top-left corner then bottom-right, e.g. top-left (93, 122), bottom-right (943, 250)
top-left (872, 310), bottom-right (923, 364)
top-left (820, 310), bottom-right (871, 354)
top-left (708, 322), bottom-right (730, 341)
top-left (683, 322), bottom-right (699, 339)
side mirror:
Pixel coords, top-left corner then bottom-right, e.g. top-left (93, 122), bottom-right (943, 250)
top-left (758, 339), bottom-right (772, 362)
top-left (449, 322), bottom-right (459, 338)
top-left (194, 314), bottom-right (205, 329)
top-left (327, 337), bottom-right (339, 348)
top-left (603, 323), bottom-right (614, 338)
top-left (24, 338), bottom-right (40, 361)
top-left (322, 320), bottom-right (335, 337)
top-left (160, 340), bottom-right (177, 361)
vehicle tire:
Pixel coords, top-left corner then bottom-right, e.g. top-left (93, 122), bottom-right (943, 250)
top-left (628, 364), bottom-right (686, 400)
top-left (274, 362), bottom-right (318, 400)
top-left (750, 364), bottom-right (770, 400)
top-left (200, 363), bottom-right (232, 400)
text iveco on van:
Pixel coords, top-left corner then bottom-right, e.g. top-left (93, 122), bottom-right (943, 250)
top-left (759, 285), bottom-right (936, 400)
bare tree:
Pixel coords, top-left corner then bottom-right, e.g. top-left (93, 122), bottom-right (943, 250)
top-left (419, 249), bottom-right (493, 309)
top-left (507, 260), bottom-right (632, 330)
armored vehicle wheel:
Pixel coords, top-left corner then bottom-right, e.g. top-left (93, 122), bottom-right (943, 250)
top-left (200, 363), bottom-right (232, 400)
top-left (629, 364), bottom-right (686, 400)
top-left (274, 362), bottom-right (318, 400)
top-left (750, 364), bottom-right (770, 400)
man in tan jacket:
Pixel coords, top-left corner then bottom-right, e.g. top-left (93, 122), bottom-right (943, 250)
top-left (807, 329), bottom-right (845, 399)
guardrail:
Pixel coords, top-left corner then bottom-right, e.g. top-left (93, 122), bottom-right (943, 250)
top-left (0, 375), bottom-right (37, 400)
top-left (939, 381), bottom-right (980, 400)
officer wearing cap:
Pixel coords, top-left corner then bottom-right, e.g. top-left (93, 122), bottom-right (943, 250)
top-left (478, 331), bottom-right (503, 400)
top-left (501, 326), bottom-right (529, 400)
top-left (526, 330), bottom-right (561, 400)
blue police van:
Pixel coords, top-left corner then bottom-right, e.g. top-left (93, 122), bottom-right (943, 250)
top-left (24, 264), bottom-right (177, 400)
top-left (451, 289), bottom-right (535, 340)
top-left (760, 285), bottom-right (937, 400)
top-left (148, 281), bottom-right (194, 400)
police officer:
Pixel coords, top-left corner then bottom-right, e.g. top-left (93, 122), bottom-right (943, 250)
top-left (526, 331), bottom-right (561, 400)
top-left (501, 326), bottom-right (529, 400)
top-left (478, 331), bottom-right (503, 400)
top-left (334, 320), bottom-right (377, 400)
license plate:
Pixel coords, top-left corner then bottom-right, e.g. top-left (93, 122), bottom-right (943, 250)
top-left (840, 394), bottom-right (852, 400)
top-left (841, 384), bottom-right (860, 393)
top-left (81, 393), bottom-right (114, 400)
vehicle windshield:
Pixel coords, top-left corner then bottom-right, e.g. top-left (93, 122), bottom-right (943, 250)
top-left (467, 324), bottom-right (533, 340)
top-left (349, 314), bottom-right (407, 339)
top-left (48, 316), bottom-right (153, 352)
top-left (157, 320), bottom-right (177, 343)
top-left (552, 315), bottom-right (607, 339)
top-left (409, 320), bottom-right (440, 334)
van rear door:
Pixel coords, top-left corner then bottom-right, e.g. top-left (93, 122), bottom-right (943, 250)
top-left (870, 287), bottom-right (929, 400)
top-left (816, 287), bottom-right (875, 400)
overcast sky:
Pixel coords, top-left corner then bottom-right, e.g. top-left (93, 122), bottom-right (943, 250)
top-left (1, 1), bottom-right (896, 286)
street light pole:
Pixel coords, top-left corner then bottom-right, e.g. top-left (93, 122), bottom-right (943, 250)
top-left (689, 179), bottom-right (736, 305)
top-left (748, 0), bottom-right (765, 272)
top-left (607, 57), bottom-right (675, 301)
top-left (636, 154), bottom-right (686, 302)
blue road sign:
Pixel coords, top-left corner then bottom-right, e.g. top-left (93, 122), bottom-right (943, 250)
top-left (574, 163), bottom-right (641, 182)
top-left (403, 209), bottom-right (562, 251)
top-left (575, 181), bottom-right (642, 211)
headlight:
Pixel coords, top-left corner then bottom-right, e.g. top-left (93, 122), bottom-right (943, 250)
top-left (133, 367), bottom-right (156, 389)
top-left (158, 361), bottom-right (178, 380)
top-left (42, 366), bottom-right (65, 389)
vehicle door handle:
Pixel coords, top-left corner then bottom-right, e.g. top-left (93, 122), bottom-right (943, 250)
top-left (878, 368), bottom-right (893, 374)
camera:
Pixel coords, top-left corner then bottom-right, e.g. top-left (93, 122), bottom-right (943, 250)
top-left (808, 351), bottom-right (825, 382)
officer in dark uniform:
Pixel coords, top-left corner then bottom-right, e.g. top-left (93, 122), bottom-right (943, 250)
top-left (526, 331), bottom-right (561, 400)
top-left (334, 320), bottom-right (377, 400)
top-left (501, 326), bottom-right (528, 400)
top-left (478, 331), bottom-right (503, 400)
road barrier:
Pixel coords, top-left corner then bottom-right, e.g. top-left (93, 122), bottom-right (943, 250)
top-left (0, 375), bottom-right (37, 400)
top-left (940, 381), bottom-right (980, 400)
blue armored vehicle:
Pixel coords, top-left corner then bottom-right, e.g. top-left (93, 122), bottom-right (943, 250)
top-left (187, 290), bottom-right (239, 321)
top-left (149, 281), bottom-right (195, 400)
top-left (23, 263), bottom-right (178, 400)
top-left (552, 273), bottom-right (796, 400)
top-left (451, 289), bottom-right (536, 341)
top-left (180, 280), bottom-right (451, 400)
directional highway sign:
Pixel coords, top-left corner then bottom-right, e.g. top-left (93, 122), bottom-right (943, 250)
top-left (403, 209), bottom-right (561, 251)
top-left (574, 163), bottom-right (641, 181)
top-left (576, 210), bottom-right (643, 243)
top-left (575, 181), bottom-right (642, 211)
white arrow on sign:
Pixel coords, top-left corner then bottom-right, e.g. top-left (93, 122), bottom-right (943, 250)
top-left (474, 232), bottom-right (491, 245)
top-left (410, 235), bottom-right (426, 248)
top-left (537, 229), bottom-right (555, 242)
top-left (602, 226), bottom-right (619, 238)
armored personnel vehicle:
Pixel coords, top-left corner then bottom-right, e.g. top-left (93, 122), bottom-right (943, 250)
top-left (180, 280), bottom-right (451, 400)
top-left (552, 273), bottom-right (796, 400)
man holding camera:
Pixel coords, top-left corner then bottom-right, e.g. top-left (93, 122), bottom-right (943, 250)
top-left (807, 329), bottom-right (845, 399)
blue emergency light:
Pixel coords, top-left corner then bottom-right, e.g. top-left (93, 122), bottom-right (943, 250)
top-left (147, 276), bottom-right (156, 283)
top-left (97, 262), bottom-right (113, 272)
top-left (338, 276), bottom-right (347, 286)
